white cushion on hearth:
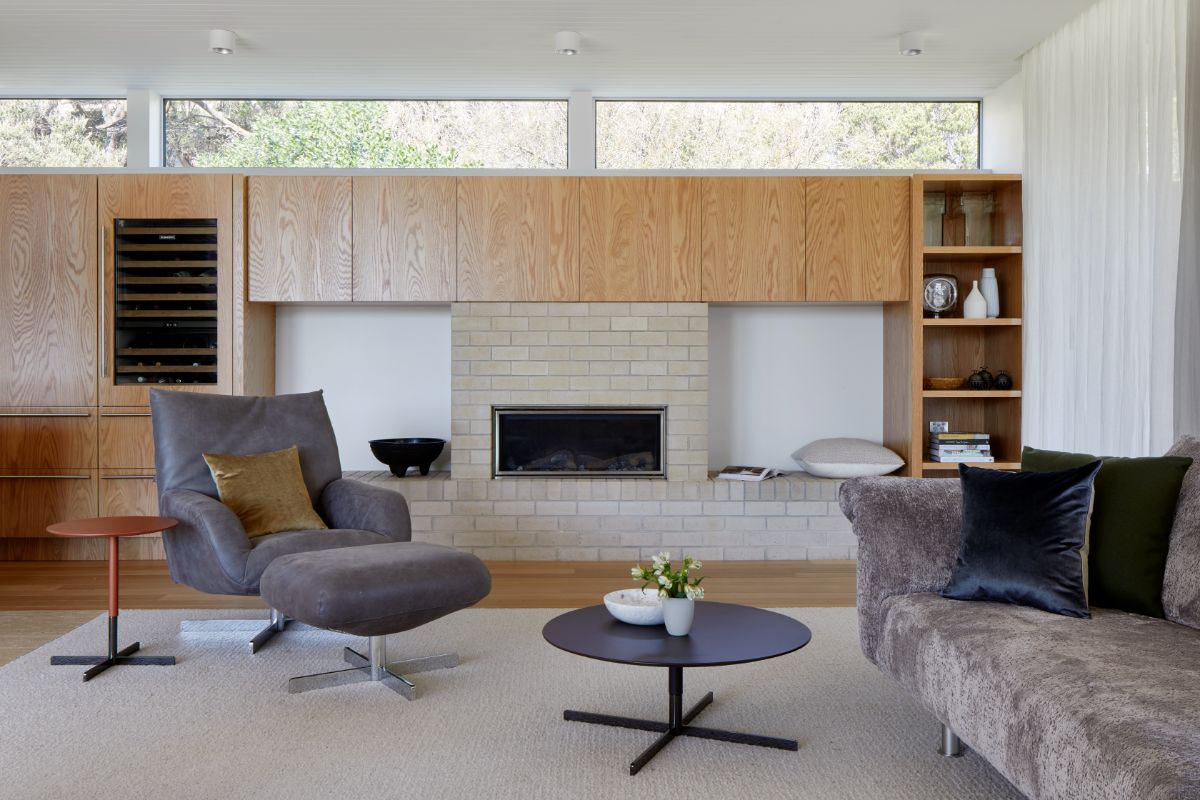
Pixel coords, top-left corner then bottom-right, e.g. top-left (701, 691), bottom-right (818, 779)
top-left (791, 438), bottom-right (904, 478)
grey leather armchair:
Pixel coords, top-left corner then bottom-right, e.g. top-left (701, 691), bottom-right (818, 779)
top-left (149, 389), bottom-right (412, 651)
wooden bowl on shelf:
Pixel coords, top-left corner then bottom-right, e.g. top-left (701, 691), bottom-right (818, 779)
top-left (924, 377), bottom-right (967, 391)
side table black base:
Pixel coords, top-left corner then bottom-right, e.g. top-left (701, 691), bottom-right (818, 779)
top-left (563, 665), bottom-right (797, 775)
top-left (50, 616), bottom-right (176, 682)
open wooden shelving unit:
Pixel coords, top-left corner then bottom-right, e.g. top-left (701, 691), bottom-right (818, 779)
top-left (883, 173), bottom-right (1024, 477)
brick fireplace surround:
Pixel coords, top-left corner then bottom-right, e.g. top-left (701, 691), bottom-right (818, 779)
top-left (355, 302), bottom-right (853, 561)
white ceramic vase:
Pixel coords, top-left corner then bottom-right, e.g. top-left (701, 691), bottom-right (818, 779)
top-left (662, 597), bottom-right (695, 636)
top-left (980, 268), bottom-right (1000, 318)
top-left (963, 280), bottom-right (987, 319)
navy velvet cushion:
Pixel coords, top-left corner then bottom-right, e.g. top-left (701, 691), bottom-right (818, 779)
top-left (942, 460), bottom-right (1102, 618)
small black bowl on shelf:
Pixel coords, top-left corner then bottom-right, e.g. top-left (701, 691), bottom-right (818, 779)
top-left (369, 438), bottom-right (447, 477)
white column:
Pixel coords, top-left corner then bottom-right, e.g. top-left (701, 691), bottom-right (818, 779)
top-left (567, 90), bottom-right (595, 174)
top-left (125, 89), bottom-right (163, 169)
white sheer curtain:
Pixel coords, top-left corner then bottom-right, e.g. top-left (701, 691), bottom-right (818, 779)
top-left (1024, 0), bottom-right (1190, 456)
top-left (1176, 0), bottom-right (1200, 439)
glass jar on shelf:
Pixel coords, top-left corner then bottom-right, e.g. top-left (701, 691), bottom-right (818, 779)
top-left (961, 192), bottom-right (995, 246)
top-left (922, 192), bottom-right (945, 246)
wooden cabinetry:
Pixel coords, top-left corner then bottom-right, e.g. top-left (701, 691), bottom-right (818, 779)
top-left (99, 409), bottom-right (156, 469)
top-left (701, 177), bottom-right (805, 302)
top-left (806, 177), bottom-right (910, 302)
top-left (457, 177), bottom-right (578, 301)
top-left (883, 174), bottom-right (1024, 476)
top-left (0, 410), bottom-right (96, 470)
top-left (0, 472), bottom-right (98, 538)
top-left (353, 177), bottom-right (455, 301)
top-left (99, 174), bottom-right (235, 406)
top-left (0, 175), bottom-right (97, 407)
top-left (579, 177), bottom-right (701, 302)
top-left (248, 176), bottom-right (353, 302)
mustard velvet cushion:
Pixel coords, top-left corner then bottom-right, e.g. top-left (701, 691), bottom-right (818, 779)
top-left (203, 446), bottom-right (328, 538)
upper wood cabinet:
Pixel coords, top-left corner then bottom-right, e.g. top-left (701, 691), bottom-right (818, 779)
top-left (248, 176), bottom-right (353, 302)
top-left (98, 174), bottom-right (235, 406)
top-left (457, 177), bottom-right (578, 302)
top-left (353, 177), bottom-right (455, 302)
top-left (0, 175), bottom-right (97, 407)
top-left (702, 177), bottom-right (806, 302)
top-left (805, 176), bottom-right (910, 302)
top-left (579, 178), bottom-right (701, 302)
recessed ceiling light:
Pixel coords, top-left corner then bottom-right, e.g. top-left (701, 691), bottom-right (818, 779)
top-left (555, 31), bottom-right (581, 56)
top-left (210, 29), bottom-right (236, 55)
top-left (899, 31), bottom-right (924, 57)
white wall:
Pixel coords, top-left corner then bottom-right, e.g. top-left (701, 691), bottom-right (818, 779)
top-left (275, 305), bottom-right (452, 471)
top-left (982, 71), bottom-right (1024, 172)
top-left (708, 305), bottom-right (884, 471)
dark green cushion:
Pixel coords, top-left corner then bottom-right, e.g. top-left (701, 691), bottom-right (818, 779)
top-left (1022, 446), bottom-right (1193, 617)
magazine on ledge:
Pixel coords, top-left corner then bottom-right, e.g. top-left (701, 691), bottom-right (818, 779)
top-left (716, 465), bottom-right (782, 482)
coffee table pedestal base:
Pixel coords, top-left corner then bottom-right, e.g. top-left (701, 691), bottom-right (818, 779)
top-left (563, 665), bottom-right (797, 775)
top-left (50, 615), bottom-right (176, 682)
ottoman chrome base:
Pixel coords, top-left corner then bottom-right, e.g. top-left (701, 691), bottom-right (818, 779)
top-left (287, 635), bottom-right (459, 700)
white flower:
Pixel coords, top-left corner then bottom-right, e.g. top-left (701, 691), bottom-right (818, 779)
top-left (658, 588), bottom-right (669, 598)
top-left (651, 552), bottom-right (669, 568)
top-left (691, 560), bottom-right (702, 570)
top-left (658, 574), bottom-right (670, 586)
top-left (631, 566), bottom-right (643, 578)
top-left (685, 584), bottom-right (705, 600)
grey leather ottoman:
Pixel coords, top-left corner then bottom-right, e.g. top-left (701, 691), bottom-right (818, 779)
top-left (259, 541), bottom-right (491, 699)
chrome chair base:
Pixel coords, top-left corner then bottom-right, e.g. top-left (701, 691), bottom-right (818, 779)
top-left (938, 723), bottom-right (964, 757)
top-left (180, 608), bottom-right (290, 653)
top-left (286, 635), bottom-right (459, 700)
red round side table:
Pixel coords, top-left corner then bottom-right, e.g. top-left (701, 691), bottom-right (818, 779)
top-left (47, 516), bottom-right (179, 681)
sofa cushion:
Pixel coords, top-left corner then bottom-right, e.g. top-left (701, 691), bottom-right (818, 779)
top-left (877, 593), bottom-right (1200, 800)
top-left (1023, 445), bottom-right (1192, 618)
top-left (942, 462), bottom-right (1099, 618)
top-left (1164, 436), bottom-right (1200, 629)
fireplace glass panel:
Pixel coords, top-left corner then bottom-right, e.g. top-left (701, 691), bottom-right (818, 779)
top-left (494, 407), bottom-right (665, 477)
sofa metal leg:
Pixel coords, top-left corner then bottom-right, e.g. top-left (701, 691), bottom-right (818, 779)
top-left (179, 609), bottom-right (291, 654)
top-left (938, 724), bottom-right (964, 758)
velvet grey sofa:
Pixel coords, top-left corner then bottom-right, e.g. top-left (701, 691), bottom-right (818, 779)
top-left (839, 436), bottom-right (1200, 800)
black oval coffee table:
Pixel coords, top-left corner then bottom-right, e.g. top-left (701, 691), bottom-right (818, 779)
top-left (543, 601), bottom-right (812, 775)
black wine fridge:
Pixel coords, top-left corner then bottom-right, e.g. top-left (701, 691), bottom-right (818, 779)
top-left (112, 219), bottom-right (219, 385)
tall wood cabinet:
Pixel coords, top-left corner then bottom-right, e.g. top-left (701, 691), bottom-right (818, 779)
top-left (0, 174), bottom-right (253, 558)
top-left (0, 176), bottom-right (101, 553)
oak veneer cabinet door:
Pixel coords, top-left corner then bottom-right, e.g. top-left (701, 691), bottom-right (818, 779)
top-left (0, 175), bottom-right (97, 406)
top-left (805, 176), bottom-right (910, 302)
top-left (248, 176), bottom-right (353, 302)
top-left (701, 177), bottom-right (805, 302)
top-left (579, 177), bottom-right (701, 302)
top-left (353, 177), bottom-right (455, 301)
top-left (457, 177), bottom-right (578, 301)
top-left (99, 409), bottom-right (155, 469)
top-left (0, 409), bottom-right (97, 471)
top-left (99, 174), bottom-right (235, 406)
top-left (0, 471), bottom-right (98, 538)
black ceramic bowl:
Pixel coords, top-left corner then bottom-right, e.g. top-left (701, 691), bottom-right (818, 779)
top-left (369, 437), bottom-right (447, 477)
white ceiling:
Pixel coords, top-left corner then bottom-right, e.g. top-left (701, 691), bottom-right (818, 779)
top-left (0, 0), bottom-right (1096, 98)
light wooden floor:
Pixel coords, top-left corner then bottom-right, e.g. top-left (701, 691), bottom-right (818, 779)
top-left (0, 560), bottom-right (856, 666)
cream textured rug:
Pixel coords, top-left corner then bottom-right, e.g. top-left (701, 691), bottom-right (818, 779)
top-left (0, 608), bottom-right (1020, 800)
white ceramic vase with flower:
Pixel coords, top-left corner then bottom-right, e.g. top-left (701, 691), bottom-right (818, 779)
top-left (631, 552), bottom-right (705, 636)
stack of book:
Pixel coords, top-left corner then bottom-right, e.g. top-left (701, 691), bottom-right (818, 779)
top-left (928, 432), bottom-right (994, 463)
